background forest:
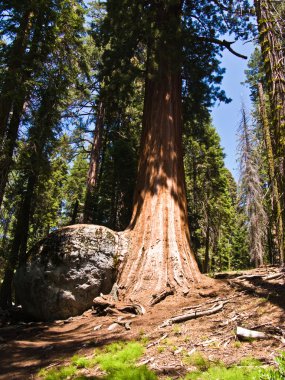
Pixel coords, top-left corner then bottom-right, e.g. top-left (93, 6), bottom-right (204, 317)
top-left (0, 0), bottom-right (284, 307)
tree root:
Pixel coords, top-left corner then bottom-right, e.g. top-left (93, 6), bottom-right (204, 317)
top-left (93, 294), bottom-right (145, 316)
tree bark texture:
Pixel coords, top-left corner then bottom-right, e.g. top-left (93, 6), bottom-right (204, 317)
top-left (117, 1), bottom-right (201, 303)
top-left (0, 9), bottom-right (32, 139)
top-left (0, 10), bottom-right (50, 209)
top-left (258, 82), bottom-right (284, 264)
top-left (203, 223), bottom-right (210, 273)
top-left (254, 0), bottom-right (285, 240)
top-left (83, 102), bottom-right (104, 223)
top-left (0, 100), bottom-right (25, 207)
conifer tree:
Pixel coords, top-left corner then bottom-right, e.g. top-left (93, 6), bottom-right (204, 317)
top-left (238, 105), bottom-right (267, 267)
top-left (0, 0), bottom-right (86, 208)
top-left (0, 0), bottom-right (88, 308)
top-left (99, 0), bottom-right (252, 301)
top-left (254, 0), bottom-right (285, 263)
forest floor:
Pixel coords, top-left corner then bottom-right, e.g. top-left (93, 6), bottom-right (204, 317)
top-left (0, 266), bottom-right (284, 380)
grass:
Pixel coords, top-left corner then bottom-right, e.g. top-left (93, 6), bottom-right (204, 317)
top-left (183, 364), bottom-right (262, 380)
top-left (183, 352), bottom-right (211, 371)
top-left (172, 325), bottom-right (182, 336)
top-left (38, 341), bottom-right (285, 380)
top-left (38, 365), bottom-right (77, 380)
top-left (38, 341), bottom-right (156, 380)
top-left (182, 355), bottom-right (285, 380)
top-left (182, 357), bottom-right (263, 380)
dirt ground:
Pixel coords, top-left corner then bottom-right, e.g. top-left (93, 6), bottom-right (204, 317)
top-left (0, 266), bottom-right (284, 380)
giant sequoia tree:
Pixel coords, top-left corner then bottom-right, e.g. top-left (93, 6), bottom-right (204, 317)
top-left (99, 0), bottom-right (251, 302)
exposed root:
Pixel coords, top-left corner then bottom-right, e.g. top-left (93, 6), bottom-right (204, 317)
top-left (93, 295), bottom-right (146, 316)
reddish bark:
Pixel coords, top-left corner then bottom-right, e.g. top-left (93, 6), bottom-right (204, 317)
top-left (117, 1), bottom-right (201, 303)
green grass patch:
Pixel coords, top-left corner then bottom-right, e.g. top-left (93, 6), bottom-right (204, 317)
top-left (38, 341), bottom-right (156, 380)
top-left (71, 355), bottom-right (95, 368)
top-left (183, 364), bottom-right (262, 380)
top-left (38, 365), bottom-right (77, 380)
top-left (182, 355), bottom-right (264, 379)
top-left (183, 352), bottom-right (211, 371)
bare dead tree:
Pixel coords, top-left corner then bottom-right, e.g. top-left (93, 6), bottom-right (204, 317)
top-left (238, 105), bottom-right (268, 267)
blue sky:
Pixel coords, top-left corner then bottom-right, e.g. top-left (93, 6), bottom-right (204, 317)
top-left (211, 40), bottom-right (254, 180)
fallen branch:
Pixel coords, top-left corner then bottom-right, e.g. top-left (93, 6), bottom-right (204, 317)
top-left (181, 294), bottom-right (237, 312)
top-left (236, 326), bottom-right (267, 340)
top-left (147, 333), bottom-right (168, 348)
top-left (263, 273), bottom-right (284, 281)
top-left (236, 326), bottom-right (285, 345)
top-left (235, 274), bottom-right (263, 281)
top-left (150, 289), bottom-right (174, 306)
top-left (160, 301), bottom-right (226, 327)
top-left (181, 297), bottom-right (222, 311)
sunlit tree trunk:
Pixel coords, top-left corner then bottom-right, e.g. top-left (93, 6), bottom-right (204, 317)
top-left (258, 82), bottom-right (284, 264)
top-left (254, 0), bottom-right (285, 263)
top-left (117, 1), bottom-right (201, 303)
top-left (83, 101), bottom-right (104, 223)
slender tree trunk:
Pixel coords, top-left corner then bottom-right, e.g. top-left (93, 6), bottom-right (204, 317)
top-left (117, 1), bottom-right (201, 303)
top-left (0, 99), bottom-right (25, 207)
top-left (203, 223), bottom-right (210, 273)
top-left (0, 11), bottom-right (48, 209)
top-left (258, 82), bottom-right (284, 264)
top-left (0, 86), bottom-right (59, 307)
top-left (83, 102), bottom-right (104, 223)
top-left (0, 174), bottom-right (36, 308)
top-left (71, 199), bottom-right (79, 224)
top-left (0, 9), bottom-right (32, 139)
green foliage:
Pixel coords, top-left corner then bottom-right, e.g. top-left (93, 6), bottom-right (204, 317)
top-left (61, 151), bottom-right (89, 224)
top-left (184, 119), bottom-right (248, 272)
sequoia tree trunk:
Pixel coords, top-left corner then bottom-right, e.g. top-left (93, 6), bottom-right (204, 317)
top-left (117, 1), bottom-right (201, 303)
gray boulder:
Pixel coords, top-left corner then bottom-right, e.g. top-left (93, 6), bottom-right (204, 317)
top-left (15, 224), bottom-right (119, 321)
